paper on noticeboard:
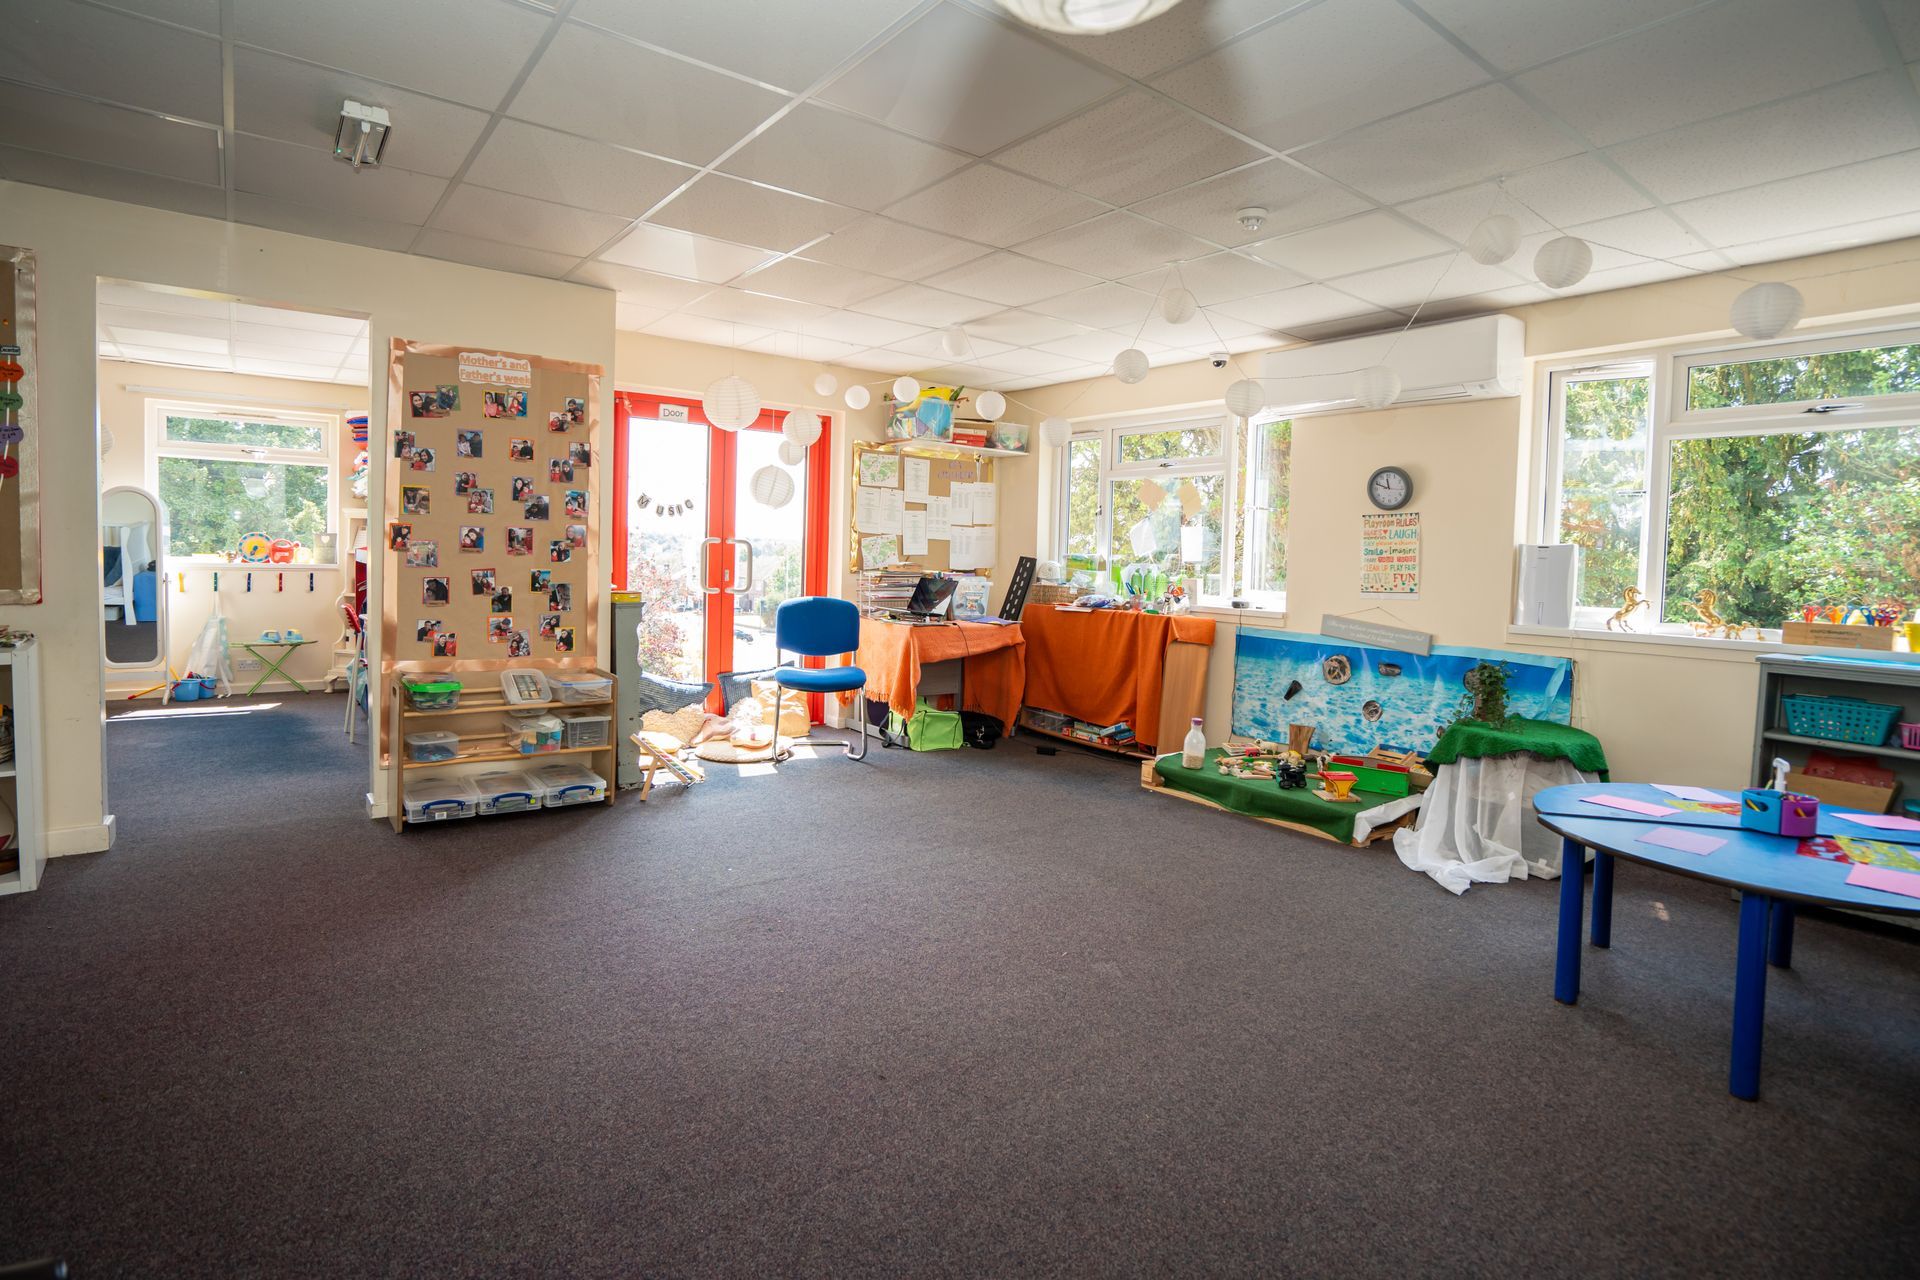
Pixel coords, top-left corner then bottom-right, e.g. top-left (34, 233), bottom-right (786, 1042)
top-left (856, 485), bottom-right (904, 534)
top-left (903, 456), bottom-right (930, 501)
top-left (926, 495), bottom-right (953, 541)
top-left (950, 525), bottom-right (996, 570)
top-left (860, 534), bottom-right (899, 568)
top-left (902, 507), bottom-right (929, 556)
top-left (859, 452), bottom-right (900, 487)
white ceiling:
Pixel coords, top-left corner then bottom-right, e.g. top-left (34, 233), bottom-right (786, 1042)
top-left (96, 281), bottom-right (370, 385)
top-left (15, 0), bottom-right (1920, 393)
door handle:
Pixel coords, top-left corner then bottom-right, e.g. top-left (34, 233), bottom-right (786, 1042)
top-left (727, 538), bottom-right (754, 597)
top-left (698, 536), bottom-right (721, 595)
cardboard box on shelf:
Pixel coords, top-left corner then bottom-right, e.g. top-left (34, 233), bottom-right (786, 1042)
top-left (1787, 769), bottom-right (1897, 815)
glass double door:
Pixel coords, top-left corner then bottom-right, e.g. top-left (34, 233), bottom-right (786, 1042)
top-left (614, 393), bottom-right (823, 698)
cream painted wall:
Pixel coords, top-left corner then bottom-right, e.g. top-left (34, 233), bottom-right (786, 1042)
top-left (0, 179), bottom-right (613, 850)
top-left (1010, 237), bottom-right (1920, 788)
top-left (97, 359), bottom-right (366, 695)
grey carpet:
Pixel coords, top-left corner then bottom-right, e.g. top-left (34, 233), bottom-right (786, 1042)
top-left (2, 694), bottom-right (1918, 1278)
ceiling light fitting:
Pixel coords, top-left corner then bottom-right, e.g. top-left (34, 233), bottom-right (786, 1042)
top-left (333, 100), bottom-right (391, 172)
top-left (1235, 207), bottom-right (1268, 234)
top-left (998, 0), bottom-right (1188, 34)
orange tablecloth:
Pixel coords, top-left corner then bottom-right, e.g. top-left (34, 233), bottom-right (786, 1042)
top-left (854, 619), bottom-right (1026, 729)
top-left (1019, 605), bottom-right (1215, 750)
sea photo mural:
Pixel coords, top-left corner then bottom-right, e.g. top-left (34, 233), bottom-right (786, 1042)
top-left (1231, 627), bottom-right (1574, 756)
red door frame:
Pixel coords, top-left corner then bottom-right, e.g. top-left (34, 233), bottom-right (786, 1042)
top-left (612, 391), bottom-right (832, 717)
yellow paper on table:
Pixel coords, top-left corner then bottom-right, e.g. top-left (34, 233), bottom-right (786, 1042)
top-left (751, 679), bottom-right (810, 737)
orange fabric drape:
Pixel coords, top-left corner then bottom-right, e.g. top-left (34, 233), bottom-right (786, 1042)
top-left (1018, 605), bottom-right (1215, 749)
top-left (854, 619), bottom-right (1026, 729)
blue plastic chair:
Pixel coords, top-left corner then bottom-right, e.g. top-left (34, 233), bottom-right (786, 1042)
top-left (769, 597), bottom-right (869, 761)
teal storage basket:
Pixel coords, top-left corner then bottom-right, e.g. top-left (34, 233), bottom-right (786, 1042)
top-left (1779, 693), bottom-right (1902, 745)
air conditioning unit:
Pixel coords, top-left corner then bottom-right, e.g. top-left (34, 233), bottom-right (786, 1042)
top-left (1258, 314), bottom-right (1524, 415)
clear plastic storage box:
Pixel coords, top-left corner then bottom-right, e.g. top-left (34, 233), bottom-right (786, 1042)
top-left (402, 677), bottom-right (463, 711)
top-left (471, 769), bottom-right (542, 815)
top-left (531, 763), bottom-right (607, 807)
top-left (502, 712), bottom-right (565, 754)
top-left (550, 673), bottom-right (614, 704)
top-left (561, 712), bottom-right (611, 749)
top-left (404, 730), bottom-right (461, 763)
top-left (403, 776), bottom-right (479, 823)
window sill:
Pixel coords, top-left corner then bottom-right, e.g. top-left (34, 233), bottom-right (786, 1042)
top-left (1506, 622), bottom-right (1920, 666)
top-left (179, 561), bottom-right (345, 572)
top-left (1190, 603), bottom-right (1287, 626)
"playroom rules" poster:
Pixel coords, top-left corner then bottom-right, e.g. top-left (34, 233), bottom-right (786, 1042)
top-left (1360, 511), bottom-right (1420, 596)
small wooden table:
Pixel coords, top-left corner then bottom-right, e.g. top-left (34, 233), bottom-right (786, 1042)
top-left (237, 638), bottom-right (316, 694)
top-left (855, 618), bottom-right (1026, 729)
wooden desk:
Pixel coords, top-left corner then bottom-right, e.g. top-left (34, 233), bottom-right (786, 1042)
top-left (1019, 605), bottom-right (1215, 751)
top-left (856, 619), bottom-right (1026, 729)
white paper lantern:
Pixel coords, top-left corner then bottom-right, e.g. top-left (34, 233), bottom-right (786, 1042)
top-left (812, 372), bottom-right (838, 397)
top-left (1040, 415), bottom-right (1072, 448)
top-left (941, 326), bottom-right (971, 358)
top-left (976, 390), bottom-right (1007, 421)
top-left (782, 409), bottom-right (822, 449)
top-left (1730, 282), bottom-right (1805, 341)
top-left (1534, 236), bottom-right (1593, 290)
top-left (1224, 377), bottom-right (1266, 418)
top-left (1113, 347), bottom-right (1150, 384)
top-left (997, 0), bottom-right (1186, 34)
top-left (702, 374), bottom-right (760, 431)
top-left (845, 385), bottom-right (871, 410)
top-left (777, 439), bottom-right (807, 466)
top-left (892, 376), bottom-right (921, 404)
top-left (1161, 287), bottom-right (1198, 325)
top-left (1354, 365), bottom-right (1402, 410)
top-left (748, 464), bottom-right (795, 509)
top-left (1466, 213), bottom-right (1521, 265)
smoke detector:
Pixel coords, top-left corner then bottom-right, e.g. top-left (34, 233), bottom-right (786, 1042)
top-left (1235, 207), bottom-right (1268, 233)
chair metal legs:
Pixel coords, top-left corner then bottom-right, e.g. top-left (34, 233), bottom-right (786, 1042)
top-left (846, 702), bottom-right (868, 760)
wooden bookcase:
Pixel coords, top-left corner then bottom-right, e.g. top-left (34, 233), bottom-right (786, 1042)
top-left (0, 639), bottom-right (44, 895)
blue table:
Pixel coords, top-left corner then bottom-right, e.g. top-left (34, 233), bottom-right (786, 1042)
top-left (1533, 783), bottom-right (1920, 1100)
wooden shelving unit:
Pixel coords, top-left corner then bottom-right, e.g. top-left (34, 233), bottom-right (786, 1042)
top-left (869, 437), bottom-right (1028, 460)
top-left (0, 640), bottom-right (44, 896)
top-left (387, 675), bottom-right (616, 832)
top-left (1018, 711), bottom-right (1152, 761)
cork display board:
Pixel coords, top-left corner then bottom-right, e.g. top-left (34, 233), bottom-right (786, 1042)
top-left (381, 340), bottom-right (603, 673)
top-left (0, 245), bottom-right (41, 604)
top-left (848, 441), bottom-right (998, 575)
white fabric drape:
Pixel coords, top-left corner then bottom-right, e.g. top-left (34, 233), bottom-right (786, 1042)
top-left (1392, 756), bottom-right (1599, 895)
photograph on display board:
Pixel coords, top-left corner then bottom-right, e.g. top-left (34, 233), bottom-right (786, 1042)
top-left (405, 540), bottom-right (438, 568)
top-left (546, 410), bottom-right (568, 432)
top-left (387, 521), bottom-right (411, 550)
top-left (525, 494), bottom-right (550, 520)
top-left (457, 428), bottom-right (483, 458)
top-left (549, 540), bottom-right (571, 563)
top-left (507, 526), bottom-right (532, 555)
top-left (423, 576), bottom-right (450, 606)
top-left (508, 437), bottom-right (533, 461)
top-left (416, 619), bottom-right (443, 642)
top-left (434, 631), bottom-right (458, 657)
top-left (509, 630), bottom-right (531, 658)
top-left (565, 489), bottom-right (588, 517)
top-left (548, 583), bottom-right (571, 611)
top-left (564, 397), bottom-right (585, 424)
top-left (459, 525), bottom-right (484, 552)
top-left (511, 476), bottom-right (535, 502)
top-left (539, 613), bottom-right (560, 638)
top-left (402, 485), bottom-right (430, 515)
top-left (569, 442), bottom-right (591, 466)
top-left (454, 470), bottom-right (477, 494)
top-left (483, 390), bottom-right (526, 418)
top-left (393, 429), bottom-right (415, 458)
top-left (470, 568), bottom-right (495, 594)
top-left (555, 628), bottom-right (575, 654)
top-left (565, 523), bottom-right (586, 549)
top-left (530, 569), bottom-right (551, 591)
top-left (489, 617), bottom-right (513, 643)
top-left (467, 487), bottom-right (494, 515)
top-left (549, 457), bottom-right (573, 482)
top-left (410, 446), bottom-right (435, 471)
top-left (490, 587), bottom-right (512, 613)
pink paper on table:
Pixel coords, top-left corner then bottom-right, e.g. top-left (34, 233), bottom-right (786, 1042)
top-left (1583, 794), bottom-right (1678, 817)
top-left (1846, 862), bottom-right (1920, 900)
top-left (1650, 783), bottom-right (1730, 803)
top-left (1832, 812), bottom-right (1920, 832)
top-left (1637, 825), bottom-right (1724, 856)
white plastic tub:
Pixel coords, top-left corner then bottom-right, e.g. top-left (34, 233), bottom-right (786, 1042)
top-left (550, 672), bottom-right (614, 704)
top-left (561, 712), bottom-right (611, 749)
top-left (404, 730), bottom-right (461, 763)
top-left (502, 712), bottom-right (565, 754)
top-left (471, 769), bottom-right (542, 815)
top-left (403, 776), bottom-right (479, 824)
top-left (531, 763), bottom-right (607, 808)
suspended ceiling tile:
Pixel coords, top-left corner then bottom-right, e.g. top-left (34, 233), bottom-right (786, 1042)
top-left (463, 119), bottom-right (698, 220)
top-left (614, 300), bottom-right (668, 333)
top-left (230, 320), bottom-right (359, 354)
top-left (1279, 310), bottom-right (1413, 344)
top-left (838, 348), bottom-right (931, 375)
top-left (570, 261), bottom-right (716, 308)
top-left (1514, 0), bottom-right (1885, 147)
top-left (1564, 207), bottom-right (1714, 262)
top-left (510, 23), bottom-right (789, 166)
top-left (1392, 153), bottom-right (1649, 242)
top-left (1411, 0), bottom-right (1713, 73)
top-left (648, 173), bottom-right (862, 254)
top-left (1028, 0), bottom-right (1307, 80)
top-left (104, 0), bottom-right (221, 32)
top-left (803, 310), bottom-right (929, 349)
top-left (739, 332), bottom-right (867, 363)
top-left (682, 287), bottom-right (832, 331)
top-left (230, 47), bottom-right (492, 179)
top-left (1669, 149), bottom-right (1920, 247)
top-left (1888, 0), bottom-right (1920, 59)
top-left (923, 252), bottom-right (1102, 308)
top-left (733, 257), bottom-right (899, 310)
top-left (818, 3), bottom-right (1122, 156)
top-left (1211, 282), bottom-right (1375, 331)
top-left (851, 283), bottom-right (1003, 328)
top-left (596, 223), bottom-right (776, 283)
top-left (884, 165), bottom-right (1106, 249)
top-left (229, 192), bottom-right (431, 253)
top-left (1128, 160), bottom-right (1373, 249)
top-left (973, 346), bottom-right (1085, 378)
top-left (992, 90), bottom-right (1266, 206)
top-left (233, 133), bottom-right (448, 224)
top-left (232, 0), bottom-right (550, 109)
top-left (719, 103), bottom-right (974, 213)
top-left (1243, 210), bottom-right (1453, 279)
top-left (1324, 253), bottom-right (1528, 311)
top-left (0, 82), bottom-right (220, 185)
top-left (430, 185), bottom-right (631, 258)
top-left (413, 228), bottom-right (583, 279)
top-left (116, 344), bottom-right (230, 368)
top-left (1605, 72), bottom-right (1920, 204)
top-left (0, 144), bottom-right (228, 220)
top-left (1707, 209), bottom-right (1920, 266)
top-left (1034, 328), bottom-right (1157, 364)
top-left (1294, 84), bottom-right (1585, 205)
top-left (644, 312), bottom-right (775, 348)
top-left (1025, 281), bottom-right (1158, 329)
top-left (569, 0), bottom-right (922, 92)
top-left (885, 328), bottom-right (1016, 362)
top-left (1125, 251), bottom-right (1309, 307)
top-left (1015, 211), bottom-right (1218, 279)
top-left (234, 355), bottom-right (350, 380)
top-left (1151, 0), bottom-right (1486, 152)
top-left (967, 308), bottom-right (1088, 347)
top-left (1416, 283), bottom-right (1557, 320)
top-left (1122, 309), bottom-right (1271, 349)
top-left (230, 302), bottom-right (367, 335)
top-left (99, 283), bottom-right (227, 315)
top-left (804, 215), bottom-right (991, 279)
top-left (106, 324), bottom-right (229, 354)
top-left (9, 1), bottom-right (222, 121)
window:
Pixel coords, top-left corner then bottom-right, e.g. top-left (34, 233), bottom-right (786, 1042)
top-left (150, 404), bottom-right (335, 561)
top-left (1540, 324), bottom-right (1920, 639)
top-left (1059, 410), bottom-right (1291, 609)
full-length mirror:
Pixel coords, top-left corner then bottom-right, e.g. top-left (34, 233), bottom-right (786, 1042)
top-left (102, 485), bottom-right (166, 670)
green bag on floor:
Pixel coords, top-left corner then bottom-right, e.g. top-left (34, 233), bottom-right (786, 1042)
top-left (889, 698), bottom-right (964, 751)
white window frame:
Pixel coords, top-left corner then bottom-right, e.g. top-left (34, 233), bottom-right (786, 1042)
top-left (1533, 318), bottom-right (1920, 640)
top-left (1055, 406), bottom-right (1291, 614)
top-left (146, 399), bottom-right (340, 564)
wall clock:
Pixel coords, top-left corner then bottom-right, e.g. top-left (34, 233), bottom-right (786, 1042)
top-left (1366, 465), bottom-right (1414, 511)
